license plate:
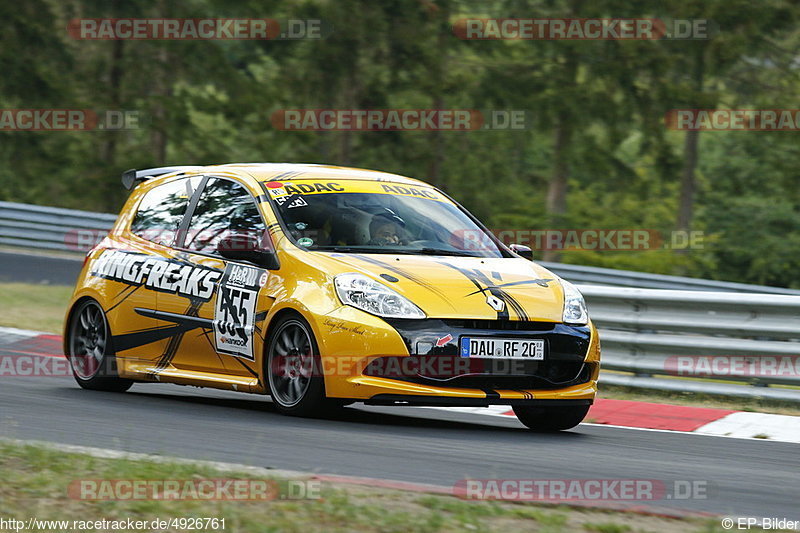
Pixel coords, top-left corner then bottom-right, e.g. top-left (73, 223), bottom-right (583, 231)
top-left (460, 337), bottom-right (545, 360)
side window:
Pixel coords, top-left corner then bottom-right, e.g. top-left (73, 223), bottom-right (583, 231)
top-left (130, 177), bottom-right (199, 246)
top-left (184, 177), bottom-right (266, 254)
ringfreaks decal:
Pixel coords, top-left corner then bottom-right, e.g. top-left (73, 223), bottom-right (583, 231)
top-left (91, 249), bottom-right (220, 300)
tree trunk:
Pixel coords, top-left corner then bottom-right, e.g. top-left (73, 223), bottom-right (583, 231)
top-left (542, 115), bottom-right (572, 262)
top-left (102, 39), bottom-right (124, 211)
top-left (426, 0), bottom-right (450, 190)
top-left (676, 46), bottom-right (705, 235)
top-left (677, 128), bottom-right (700, 232)
top-left (150, 47), bottom-right (170, 166)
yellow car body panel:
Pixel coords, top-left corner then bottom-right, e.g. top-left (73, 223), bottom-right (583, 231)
top-left (64, 163), bottom-right (599, 409)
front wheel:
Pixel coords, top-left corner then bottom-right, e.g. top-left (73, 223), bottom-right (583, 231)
top-left (66, 299), bottom-right (133, 392)
top-left (266, 314), bottom-right (333, 417)
top-left (512, 404), bottom-right (590, 431)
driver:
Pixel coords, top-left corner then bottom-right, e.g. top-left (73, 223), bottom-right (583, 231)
top-left (367, 210), bottom-right (408, 246)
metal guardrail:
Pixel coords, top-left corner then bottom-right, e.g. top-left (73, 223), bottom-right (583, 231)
top-left (582, 285), bottom-right (800, 401)
top-left (0, 201), bottom-right (116, 253)
top-left (541, 261), bottom-right (800, 295)
top-left (1, 201), bottom-right (799, 400)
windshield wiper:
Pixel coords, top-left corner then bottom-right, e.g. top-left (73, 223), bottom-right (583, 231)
top-left (412, 248), bottom-right (481, 257)
top-left (310, 245), bottom-right (480, 256)
top-left (312, 246), bottom-right (403, 254)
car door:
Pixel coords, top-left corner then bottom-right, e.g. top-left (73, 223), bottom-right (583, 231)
top-left (99, 176), bottom-right (201, 367)
top-left (156, 176), bottom-right (274, 380)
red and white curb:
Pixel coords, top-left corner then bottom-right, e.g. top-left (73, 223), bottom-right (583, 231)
top-left (435, 399), bottom-right (800, 444)
top-left (2, 327), bottom-right (799, 443)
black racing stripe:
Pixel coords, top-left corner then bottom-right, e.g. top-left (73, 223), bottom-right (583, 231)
top-left (464, 278), bottom-right (554, 296)
top-left (350, 255), bottom-right (450, 300)
top-left (270, 170), bottom-right (303, 181)
top-left (106, 285), bottom-right (141, 314)
top-left (482, 389), bottom-right (501, 400)
top-left (135, 308), bottom-right (214, 329)
top-left (112, 324), bottom-right (190, 353)
top-left (440, 261), bottom-right (535, 321)
top-left (437, 261), bottom-right (510, 320)
top-left (196, 328), bottom-right (217, 352)
top-left (113, 283), bottom-right (137, 300)
top-left (501, 293), bottom-right (529, 321)
top-left (153, 300), bottom-right (205, 372)
top-left (156, 333), bottom-right (184, 371)
top-left (230, 356), bottom-right (260, 379)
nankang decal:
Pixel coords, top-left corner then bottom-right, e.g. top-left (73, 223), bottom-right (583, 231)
top-left (91, 250), bottom-right (221, 301)
top-left (213, 263), bottom-right (266, 361)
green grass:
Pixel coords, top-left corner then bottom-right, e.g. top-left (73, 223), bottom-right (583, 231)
top-left (0, 440), bottom-right (727, 533)
top-left (0, 283), bottom-right (72, 333)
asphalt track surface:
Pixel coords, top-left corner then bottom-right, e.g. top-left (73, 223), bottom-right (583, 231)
top-left (1, 356), bottom-right (799, 519)
top-left (1, 250), bottom-right (799, 519)
top-left (0, 251), bottom-right (83, 285)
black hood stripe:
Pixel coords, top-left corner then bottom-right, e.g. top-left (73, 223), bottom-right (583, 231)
top-left (437, 262), bottom-right (510, 320)
top-left (349, 254), bottom-right (450, 301)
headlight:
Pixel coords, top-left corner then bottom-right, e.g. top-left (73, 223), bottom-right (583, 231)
top-left (561, 279), bottom-right (589, 325)
top-left (334, 273), bottom-right (426, 319)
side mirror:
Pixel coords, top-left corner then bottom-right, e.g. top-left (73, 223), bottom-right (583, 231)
top-left (217, 234), bottom-right (280, 270)
top-left (509, 243), bottom-right (533, 261)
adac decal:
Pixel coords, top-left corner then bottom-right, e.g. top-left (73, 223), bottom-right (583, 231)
top-left (380, 184), bottom-right (439, 200)
top-left (91, 250), bottom-right (221, 301)
top-left (213, 263), bottom-right (266, 361)
top-left (265, 180), bottom-right (443, 202)
top-left (268, 182), bottom-right (345, 197)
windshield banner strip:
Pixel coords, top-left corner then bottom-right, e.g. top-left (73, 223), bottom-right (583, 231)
top-left (263, 180), bottom-right (448, 202)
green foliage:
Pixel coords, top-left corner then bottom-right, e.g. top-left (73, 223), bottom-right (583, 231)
top-left (0, 0), bottom-right (798, 287)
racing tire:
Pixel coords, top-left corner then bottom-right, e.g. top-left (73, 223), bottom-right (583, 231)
top-left (512, 404), bottom-right (590, 431)
top-left (66, 299), bottom-right (133, 392)
top-left (266, 314), bottom-right (339, 417)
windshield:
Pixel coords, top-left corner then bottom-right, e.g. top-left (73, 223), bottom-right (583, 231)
top-left (266, 180), bottom-right (506, 258)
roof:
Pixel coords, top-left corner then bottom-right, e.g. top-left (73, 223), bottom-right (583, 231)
top-left (204, 163), bottom-right (431, 187)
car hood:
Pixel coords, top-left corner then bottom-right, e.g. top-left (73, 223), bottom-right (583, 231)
top-left (319, 253), bottom-right (566, 321)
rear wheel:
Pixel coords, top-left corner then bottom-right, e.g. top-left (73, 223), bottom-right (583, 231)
top-left (512, 404), bottom-right (590, 431)
top-left (266, 314), bottom-right (335, 417)
top-left (66, 299), bottom-right (133, 392)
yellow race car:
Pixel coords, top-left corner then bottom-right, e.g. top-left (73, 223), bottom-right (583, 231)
top-left (64, 163), bottom-right (599, 430)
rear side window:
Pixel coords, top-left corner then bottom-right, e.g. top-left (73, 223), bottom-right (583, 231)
top-left (130, 178), bottom-right (198, 246)
top-left (183, 177), bottom-right (266, 254)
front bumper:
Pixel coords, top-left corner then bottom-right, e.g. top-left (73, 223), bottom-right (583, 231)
top-left (319, 310), bottom-right (600, 403)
